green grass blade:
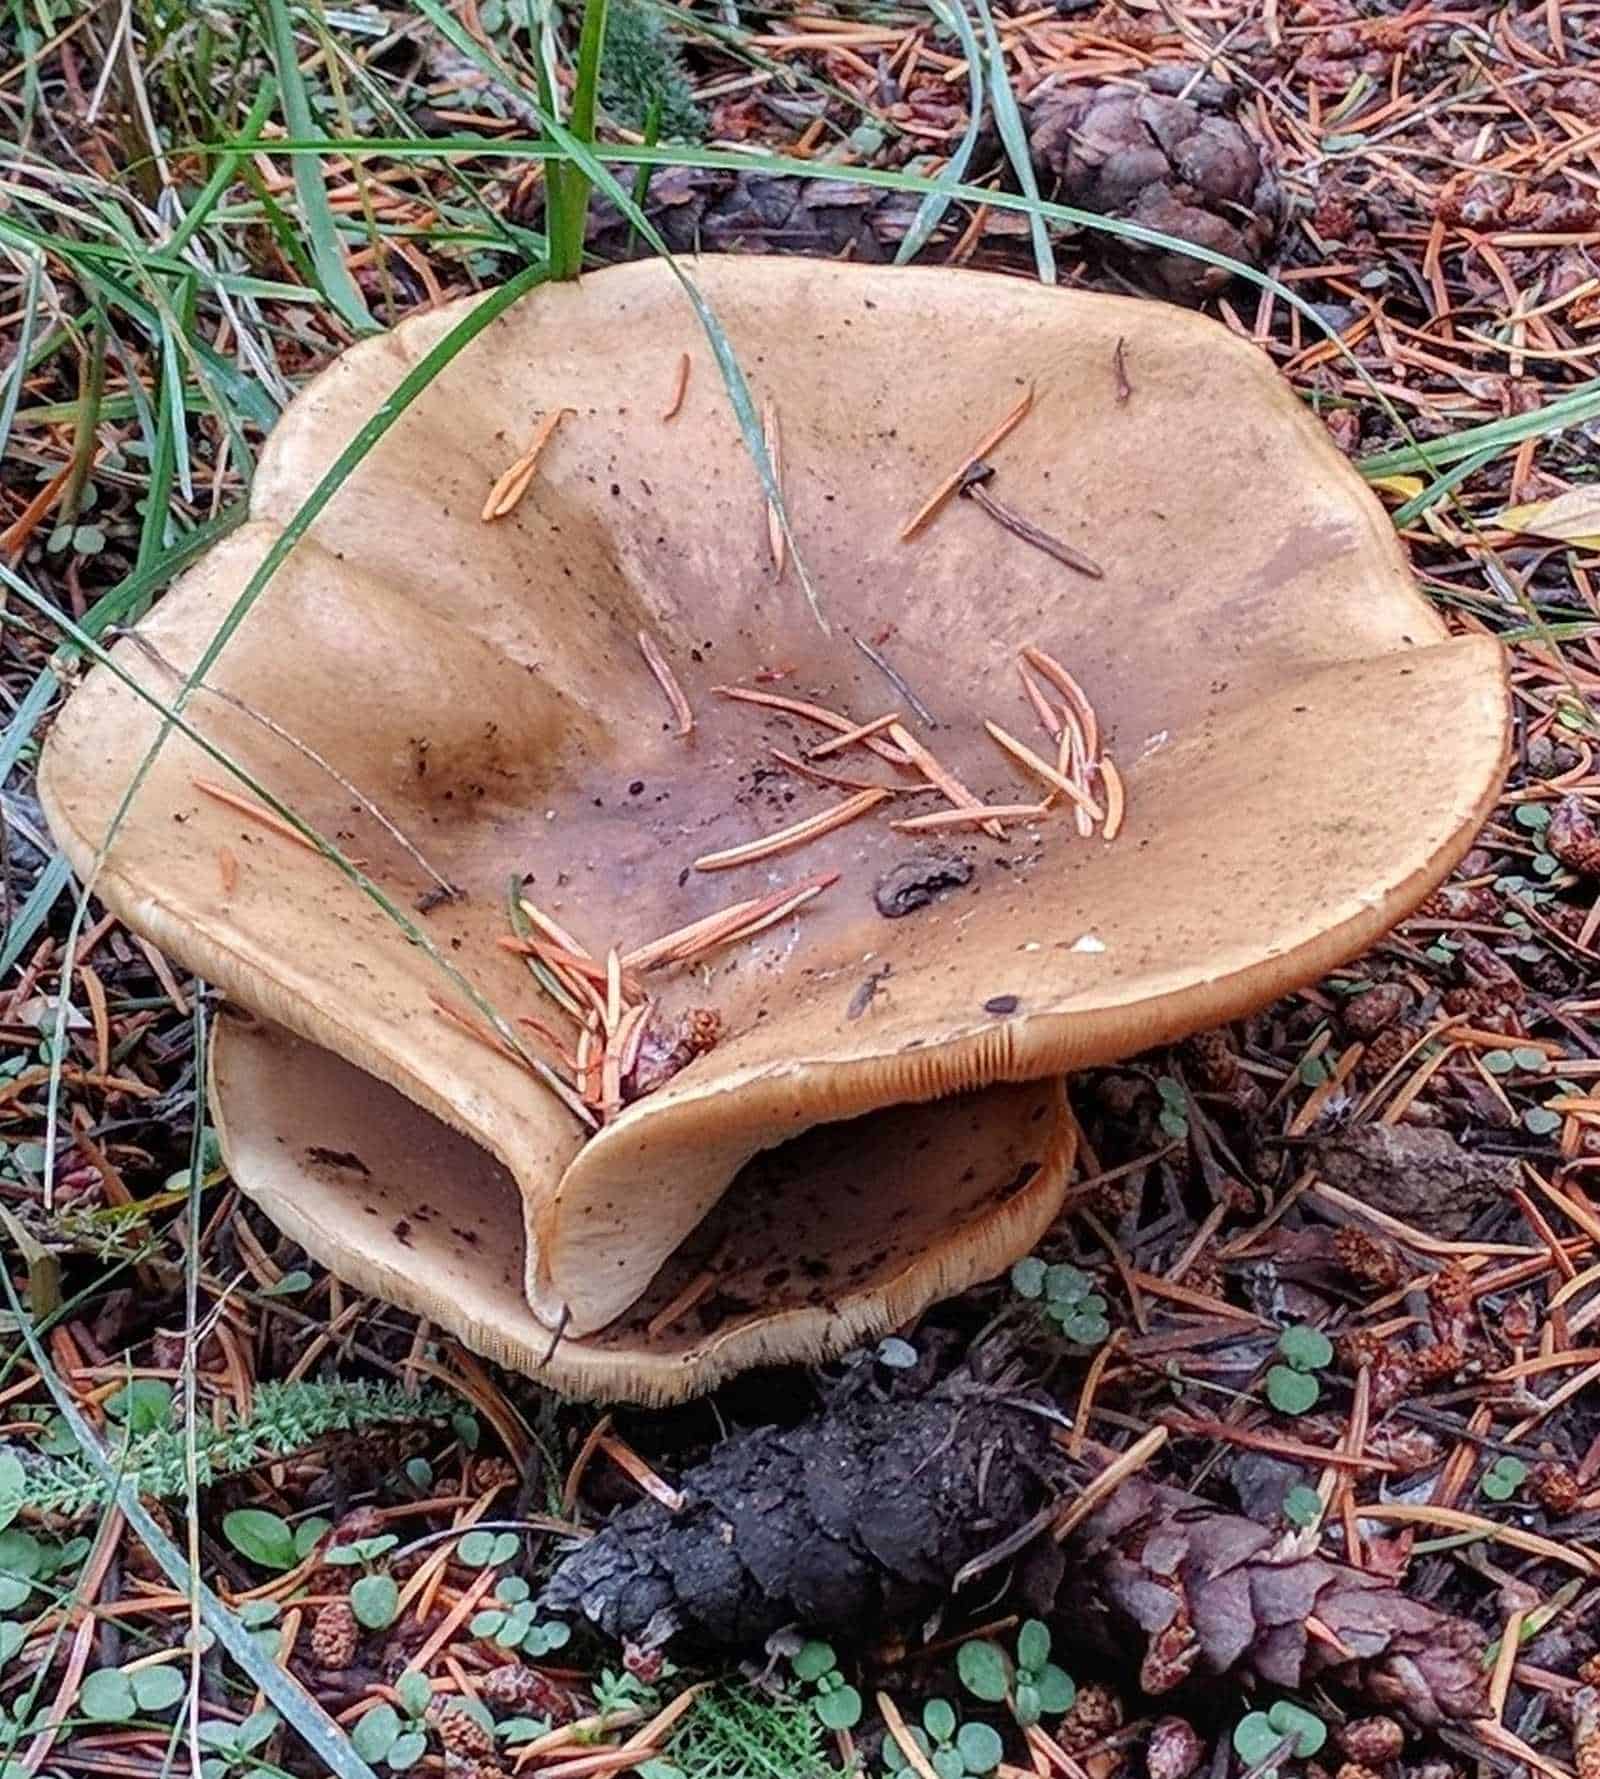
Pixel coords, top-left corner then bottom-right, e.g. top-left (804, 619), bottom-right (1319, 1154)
top-left (1390, 443), bottom-right (1503, 528)
top-left (262, 0), bottom-right (374, 332)
top-left (563, 0), bottom-right (613, 272)
top-left (0, 247), bottom-right (43, 465)
top-left (1357, 385), bottom-right (1600, 477)
top-left (0, 854), bottom-right (70, 976)
top-left (970, 0), bottom-right (1053, 284)
top-left (165, 81), bottom-right (278, 259)
top-left (895, 0), bottom-right (984, 266)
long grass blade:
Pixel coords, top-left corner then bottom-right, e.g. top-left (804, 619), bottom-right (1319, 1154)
top-left (0, 247), bottom-right (43, 467)
top-left (970, 0), bottom-right (1053, 284)
top-left (262, 0), bottom-right (374, 333)
top-left (895, 0), bottom-right (985, 267)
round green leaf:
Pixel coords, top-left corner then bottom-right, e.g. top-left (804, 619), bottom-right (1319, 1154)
top-left (1265, 1366), bottom-right (1321, 1415)
top-left (877, 1338), bottom-right (919, 1370)
top-left (1275, 1326), bottom-right (1333, 1372)
top-left (0, 1531), bottom-right (41, 1580)
top-left (1232, 1712), bottom-right (1280, 1766)
top-left (1266, 1701), bottom-right (1326, 1757)
top-left (933, 1748), bottom-right (966, 1779)
top-left (956, 1722), bottom-right (1005, 1775)
top-left (470, 1609), bottom-right (506, 1637)
top-left (956, 1640), bottom-right (1010, 1703)
top-left (0, 1580), bottom-right (29, 1612)
top-left (395, 1670), bottom-right (432, 1718)
top-left (79, 1669), bottom-right (138, 1723)
top-left (105, 1379), bottom-right (173, 1432)
top-left (1013, 1683), bottom-right (1042, 1728)
top-left (293, 1517), bottom-right (331, 1559)
top-left (792, 1640), bottom-right (836, 1683)
top-left (222, 1509), bottom-right (298, 1572)
top-left (1524, 1105), bottom-right (1563, 1137)
top-left (1495, 1456), bottom-right (1528, 1486)
top-left (815, 1683), bottom-right (861, 1730)
top-left (1016, 1620), bottom-right (1051, 1673)
top-left (352, 1703), bottom-right (401, 1762)
top-left (235, 1709), bottom-right (280, 1753)
top-left (458, 1530), bottom-right (497, 1566)
top-left (497, 1575), bottom-right (531, 1604)
top-left (351, 1573), bottom-right (400, 1630)
top-left (1010, 1257), bottom-right (1046, 1299)
top-left (1282, 1486), bottom-right (1323, 1529)
top-left (1035, 1665), bottom-right (1075, 1716)
top-left (1060, 1313), bottom-right (1110, 1345)
top-left (1515, 803), bottom-right (1551, 830)
top-left (924, 1698), bottom-right (957, 1743)
top-left (490, 1531), bottom-right (521, 1564)
top-left (387, 1729), bottom-right (427, 1771)
top-left (1044, 1264), bottom-right (1091, 1306)
top-left (131, 1665), bottom-right (187, 1713)
top-left (0, 1623), bottom-right (26, 1666)
top-left (1482, 1048), bottom-right (1516, 1075)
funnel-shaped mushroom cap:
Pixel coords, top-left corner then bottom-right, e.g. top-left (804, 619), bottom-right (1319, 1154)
top-left (40, 257), bottom-right (1507, 1400)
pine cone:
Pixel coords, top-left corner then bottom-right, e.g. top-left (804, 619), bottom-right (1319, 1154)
top-left (443, 1758), bottom-right (506, 1779)
top-left (1340, 1717), bottom-right (1405, 1764)
top-left (1576, 1686), bottom-right (1600, 1779)
top-left (1027, 67), bottom-right (1279, 300)
top-left (1179, 1030), bottom-right (1240, 1093)
top-left (1578, 1655), bottom-right (1600, 1687)
top-left (310, 1600), bottom-right (360, 1670)
top-left (1532, 1462), bottom-right (1582, 1517)
top-left (430, 1704), bottom-right (497, 1761)
top-left (1342, 985), bottom-right (1414, 1040)
top-left (1357, 1024), bottom-right (1416, 1081)
top-left (1335, 1227), bottom-right (1402, 1291)
top-left (1338, 1764), bottom-right (1385, 1779)
top-left (1146, 1717), bottom-right (1205, 1779)
top-left (1059, 1682), bottom-right (1124, 1752)
top-left (1076, 1475), bottom-right (1489, 1723)
top-left (1550, 798), bottom-right (1600, 876)
top-left (472, 1457), bottom-right (520, 1495)
top-left (479, 1664), bottom-right (571, 1716)
top-left (1408, 1340), bottom-right (1465, 1384)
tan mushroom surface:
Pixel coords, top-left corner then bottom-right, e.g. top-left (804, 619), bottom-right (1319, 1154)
top-left (39, 255), bottom-right (1508, 1402)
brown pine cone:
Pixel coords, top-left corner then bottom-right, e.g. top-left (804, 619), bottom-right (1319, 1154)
top-left (1409, 1340), bottom-right (1465, 1384)
top-left (1342, 985), bottom-right (1414, 1040)
top-left (479, 1663), bottom-right (577, 1722)
top-left (1357, 1024), bottom-right (1416, 1081)
top-left (1531, 1462), bottom-right (1582, 1517)
top-left (1550, 798), bottom-right (1600, 876)
top-left (1179, 1030), bottom-right (1240, 1093)
top-left (443, 1758), bottom-right (506, 1779)
top-left (431, 1704), bottom-right (497, 1760)
top-left (1336, 1227), bottom-right (1401, 1291)
top-left (1428, 1262), bottom-right (1473, 1316)
top-left (1059, 1683), bottom-right (1124, 1752)
top-left (310, 1600), bottom-right (360, 1670)
top-left (1339, 1717), bottom-right (1405, 1764)
top-left (1337, 1764), bottom-right (1385, 1779)
top-left (1577, 1686), bottom-right (1600, 1779)
top-left (1146, 1718), bottom-right (1205, 1779)
top-left (471, 1457), bottom-right (520, 1495)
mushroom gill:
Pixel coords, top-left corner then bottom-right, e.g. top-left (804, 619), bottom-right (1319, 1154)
top-left (38, 255), bottom-right (1509, 1401)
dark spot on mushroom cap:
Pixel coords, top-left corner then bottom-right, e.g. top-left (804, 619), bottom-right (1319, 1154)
top-left (984, 994), bottom-right (1020, 1015)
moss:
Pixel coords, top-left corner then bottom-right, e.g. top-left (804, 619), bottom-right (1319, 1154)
top-left (600, 0), bottom-right (704, 141)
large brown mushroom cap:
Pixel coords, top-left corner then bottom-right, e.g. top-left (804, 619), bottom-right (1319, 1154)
top-left (39, 256), bottom-right (1508, 1399)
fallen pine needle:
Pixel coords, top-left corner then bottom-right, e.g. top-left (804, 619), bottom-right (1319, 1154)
top-left (623, 871), bottom-right (839, 971)
top-left (430, 994), bottom-right (596, 1127)
top-left (888, 721), bottom-right (1004, 839)
top-left (1488, 1608), bottom-right (1526, 1720)
top-left (192, 777), bottom-right (320, 855)
top-left (808, 711), bottom-right (900, 758)
top-left (481, 407), bottom-right (574, 521)
top-left (890, 803), bottom-right (1053, 832)
top-left (1353, 1503), bottom-right (1598, 1575)
top-left (1053, 1425), bottom-right (1167, 1541)
top-left (715, 684), bottom-right (911, 764)
top-left (595, 1429), bottom-right (686, 1512)
top-left (517, 897), bottom-right (594, 960)
top-left (763, 396), bottom-right (785, 574)
top-left (694, 788), bottom-right (888, 871)
top-left (638, 631), bottom-right (694, 737)
top-left (1018, 661), bottom-right (1065, 740)
top-left (513, 1708), bottom-right (646, 1762)
top-left (1101, 754), bottom-right (1126, 840)
top-left (900, 383), bottom-right (1035, 541)
top-left (645, 1267), bottom-right (720, 1337)
top-left (622, 1683), bottom-right (711, 1752)
top-left (1022, 644), bottom-right (1100, 759)
top-left (770, 747), bottom-right (914, 794)
top-left (662, 352), bottom-right (690, 422)
top-left (985, 720), bottom-right (1105, 819)
top-left (878, 1693), bottom-right (942, 1779)
top-left (217, 846), bottom-right (240, 894)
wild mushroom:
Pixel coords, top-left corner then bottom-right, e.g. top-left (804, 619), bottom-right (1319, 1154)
top-left (39, 256), bottom-right (1508, 1403)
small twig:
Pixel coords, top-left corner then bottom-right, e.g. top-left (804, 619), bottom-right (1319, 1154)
top-left (1113, 336), bottom-right (1132, 404)
top-left (539, 1304), bottom-right (573, 1368)
top-left (1053, 1425), bottom-right (1168, 1541)
top-left (899, 383), bottom-right (1035, 540)
top-left (960, 463), bottom-right (1103, 579)
top-left (769, 748), bottom-right (917, 795)
top-left (854, 634), bottom-right (937, 725)
top-left (763, 396), bottom-right (785, 575)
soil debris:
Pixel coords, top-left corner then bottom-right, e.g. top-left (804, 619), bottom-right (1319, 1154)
top-left (873, 853), bottom-right (975, 918)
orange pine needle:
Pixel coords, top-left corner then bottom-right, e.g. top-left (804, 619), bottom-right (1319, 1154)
top-left (191, 777), bottom-right (320, 855)
top-left (807, 711), bottom-right (900, 759)
top-left (594, 1430), bottom-right (686, 1512)
top-left (984, 720), bottom-right (1105, 819)
top-left (693, 788), bottom-right (888, 871)
top-left (644, 1267), bottom-right (720, 1337)
top-left (623, 872), bottom-right (839, 971)
top-left (889, 802), bottom-right (1053, 832)
top-left (1018, 661), bottom-right (1064, 740)
top-left (887, 721), bottom-right (1004, 839)
top-left (899, 383), bottom-right (1035, 541)
top-left (714, 684), bottom-right (911, 764)
top-left (481, 407), bottom-right (574, 521)
top-left (637, 631), bottom-right (694, 737)
top-left (1021, 644), bottom-right (1100, 758)
top-left (517, 898), bottom-right (594, 960)
top-left (770, 748), bottom-right (913, 794)
top-left (661, 352), bottom-right (690, 422)
top-left (1101, 754), bottom-right (1126, 840)
top-left (217, 847), bottom-right (240, 895)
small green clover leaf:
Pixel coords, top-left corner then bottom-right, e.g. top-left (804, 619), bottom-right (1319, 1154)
top-left (1267, 1701), bottom-right (1326, 1757)
top-left (815, 1683), bottom-right (862, 1730)
top-left (1282, 1486), bottom-right (1324, 1529)
top-left (221, 1509), bottom-right (298, 1573)
top-left (79, 1669), bottom-right (138, 1723)
top-left (792, 1640), bottom-right (837, 1683)
top-left (1276, 1326), bottom-right (1333, 1372)
top-left (1481, 1456), bottom-right (1528, 1502)
top-left (956, 1639), bottom-right (1010, 1703)
top-left (1010, 1257), bottom-right (1047, 1299)
top-left (1265, 1367), bottom-right (1320, 1416)
top-left (350, 1573), bottom-right (399, 1630)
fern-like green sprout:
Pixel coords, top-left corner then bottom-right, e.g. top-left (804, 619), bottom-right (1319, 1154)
top-left (600, 0), bottom-right (704, 140)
